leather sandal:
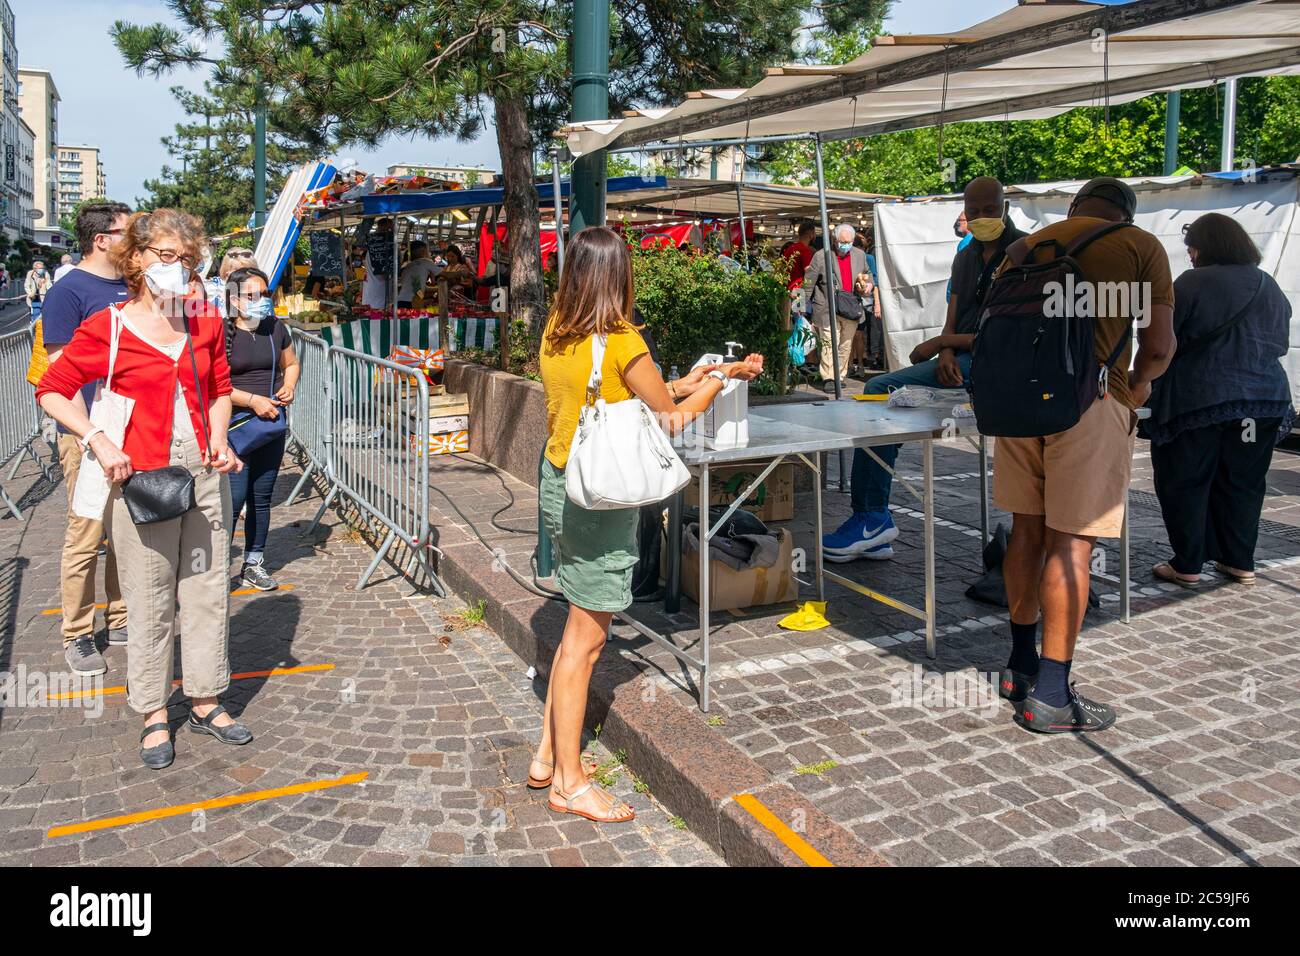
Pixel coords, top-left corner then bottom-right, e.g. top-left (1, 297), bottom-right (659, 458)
top-left (548, 782), bottom-right (635, 824)
top-left (188, 704), bottom-right (253, 746)
top-left (1152, 562), bottom-right (1200, 589)
top-left (140, 722), bottom-right (175, 770)
top-left (1214, 562), bottom-right (1256, 585)
top-left (527, 755), bottom-right (598, 790)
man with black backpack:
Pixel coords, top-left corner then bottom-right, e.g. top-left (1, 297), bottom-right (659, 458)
top-left (976, 177), bottom-right (1176, 734)
top-left (824, 177), bottom-right (1024, 562)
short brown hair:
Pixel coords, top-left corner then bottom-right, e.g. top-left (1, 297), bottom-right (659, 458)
top-left (76, 201), bottom-right (132, 256)
top-left (219, 247), bottom-right (257, 280)
top-left (545, 227), bottom-right (634, 345)
top-left (110, 209), bottom-right (208, 296)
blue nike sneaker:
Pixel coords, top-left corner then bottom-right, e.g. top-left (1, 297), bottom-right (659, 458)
top-left (822, 510), bottom-right (898, 560)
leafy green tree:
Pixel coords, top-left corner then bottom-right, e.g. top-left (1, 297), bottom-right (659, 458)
top-left (113, 0), bottom-right (892, 334)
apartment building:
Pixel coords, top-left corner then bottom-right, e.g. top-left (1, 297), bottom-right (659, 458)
top-left (56, 143), bottom-right (104, 220)
top-left (17, 66), bottom-right (59, 245)
top-left (387, 163), bottom-right (497, 186)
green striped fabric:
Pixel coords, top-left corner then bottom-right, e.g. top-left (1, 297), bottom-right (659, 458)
top-left (318, 317), bottom-right (496, 357)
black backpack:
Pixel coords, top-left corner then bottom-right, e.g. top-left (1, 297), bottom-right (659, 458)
top-left (970, 221), bottom-right (1134, 438)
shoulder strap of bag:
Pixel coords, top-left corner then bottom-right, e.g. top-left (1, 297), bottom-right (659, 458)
top-left (107, 306), bottom-right (122, 393)
top-left (585, 333), bottom-right (608, 404)
top-left (1066, 220), bottom-right (1133, 258)
top-left (184, 316), bottom-right (214, 456)
top-left (1172, 272), bottom-right (1267, 364)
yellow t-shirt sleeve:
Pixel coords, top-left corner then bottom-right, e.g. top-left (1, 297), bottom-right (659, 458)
top-left (607, 328), bottom-right (650, 387)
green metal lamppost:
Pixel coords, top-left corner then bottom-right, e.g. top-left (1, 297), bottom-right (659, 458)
top-left (569, 0), bottom-right (610, 232)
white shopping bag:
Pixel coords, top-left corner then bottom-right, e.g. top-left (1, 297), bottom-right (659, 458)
top-left (71, 309), bottom-right (135, 521)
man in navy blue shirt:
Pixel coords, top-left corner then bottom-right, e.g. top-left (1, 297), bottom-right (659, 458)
top-left (43, 201), bottom-right (132, 677)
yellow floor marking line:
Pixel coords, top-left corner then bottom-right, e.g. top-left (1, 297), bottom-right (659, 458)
top-left (733, 793), bottom-right (834, 867)
top-left (42, 584), bottom-right (295, 615)
top-left (47, 663), bottom-right (334, 701)
top-left (48, 771), bottom-right (369, 838)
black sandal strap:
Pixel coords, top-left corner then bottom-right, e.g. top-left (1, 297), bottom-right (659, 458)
top-left (193, 704), bottom-right (227, 726)
top-left (140, 722), bottom-right (171, 741)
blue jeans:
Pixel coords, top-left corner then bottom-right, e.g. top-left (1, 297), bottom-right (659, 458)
top-left (229, 434), bottom-right (286, 557)
top-left (850, 352), bottom-right (973, 512)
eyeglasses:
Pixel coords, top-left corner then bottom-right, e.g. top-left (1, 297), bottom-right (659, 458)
top-left (97, 228), bottom-right (125, 238)
top-left (145, 246), bottom-right (198, 269)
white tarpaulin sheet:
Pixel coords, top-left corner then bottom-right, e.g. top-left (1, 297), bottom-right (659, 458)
top-left (872, 172), bottom-right (1300, 404)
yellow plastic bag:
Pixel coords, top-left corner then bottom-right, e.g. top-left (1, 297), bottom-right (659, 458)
top-left (26, 319), bottom-right (48, 387)
top-left (778, 601), bottom-right (829, 632)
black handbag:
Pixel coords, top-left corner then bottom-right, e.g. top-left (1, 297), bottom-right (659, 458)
top-left (120, 320), bottom-right (212, 525)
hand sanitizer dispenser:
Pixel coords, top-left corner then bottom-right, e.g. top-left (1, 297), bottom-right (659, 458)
top-left (685, 340), bottom-right (749, 450)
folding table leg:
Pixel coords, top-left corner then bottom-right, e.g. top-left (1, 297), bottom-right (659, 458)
top-left (979, 435), bottom-right (990, 548)
top-left (699, 463), bottom-right (711, 713)
top-left (1121, 492), bottom-right (1131, 624)
top-left (924, 439), bottom-right (936, 659)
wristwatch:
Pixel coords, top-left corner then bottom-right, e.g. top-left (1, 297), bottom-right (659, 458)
top-left (707, 370), bottom-right (728, 385)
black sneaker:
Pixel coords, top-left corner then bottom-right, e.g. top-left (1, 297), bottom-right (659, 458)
top-left (998, 667), bottom-right (1035, 703)
top-left (241, 561), bottom-right (278, 592)
top-left (1015, 684), bottom-right (1116, 734)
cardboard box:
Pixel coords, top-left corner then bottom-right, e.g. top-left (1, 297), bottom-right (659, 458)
top-left (429, 414), bottom-right (469, 433)
top-left (684, 461), bottom-right (794, 523)
top-left (671, 528), bottom-right (798, 612)
top-left (414, 430), bottom-right (470, 456)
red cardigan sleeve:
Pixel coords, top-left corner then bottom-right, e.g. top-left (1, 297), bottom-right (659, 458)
top-left (35, 309), bottom-right (111, 402)
top-left (207, 309), bottom-right (232, 399)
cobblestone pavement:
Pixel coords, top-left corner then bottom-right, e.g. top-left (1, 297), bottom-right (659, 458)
top-left (596, 435), bottom-right (1300, 866)
top-left (0, 450), bottom-right (720, 867)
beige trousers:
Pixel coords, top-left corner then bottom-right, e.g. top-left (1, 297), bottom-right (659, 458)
top-left (106, 427), bottom-right (233, 714)
top-left (817, 314), bottom-right (858, 384)
top-left (58, 435), bottom-right (127, 642)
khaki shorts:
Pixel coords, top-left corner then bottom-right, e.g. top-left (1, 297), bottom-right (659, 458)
top-left (993, 397), bottom-right (1135, 538)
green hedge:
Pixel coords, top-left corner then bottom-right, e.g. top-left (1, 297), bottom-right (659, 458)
top-left (631, 244), bottom-right (788, 395)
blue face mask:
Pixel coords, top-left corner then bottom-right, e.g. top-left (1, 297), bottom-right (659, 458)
top-left (836, 242), bottom-right (852, 255)
top-left (243, 297), bottom-right (273, 321)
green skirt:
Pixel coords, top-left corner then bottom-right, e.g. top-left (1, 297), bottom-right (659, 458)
top-left (539, 459), bottom-right (640, 612)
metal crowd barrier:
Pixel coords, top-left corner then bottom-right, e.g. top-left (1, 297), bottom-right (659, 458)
top-left (0, 326), bottom-right (51, 520)
top-left (298, 338), bottom-right (446, 596)
top-left (285, 327), bottom-right (332, 506)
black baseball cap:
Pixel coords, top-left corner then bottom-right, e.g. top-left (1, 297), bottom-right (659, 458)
top-left (1075, 177), bottom-right (1138, 219)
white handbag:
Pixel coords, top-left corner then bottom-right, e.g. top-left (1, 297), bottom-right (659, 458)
top-left (565, 334), bottom-right (690, 510)
top-left (71, 308), bottom-right (136, 521)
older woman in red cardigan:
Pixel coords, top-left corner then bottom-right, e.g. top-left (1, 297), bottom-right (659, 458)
top-left (37, 208), bottom-right (249, 770)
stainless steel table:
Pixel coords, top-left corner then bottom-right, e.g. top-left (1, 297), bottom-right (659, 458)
top-left (647, 399), bottom-right (984, 711)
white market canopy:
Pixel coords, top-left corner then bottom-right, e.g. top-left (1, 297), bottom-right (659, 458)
top-left (605, 177), bottom-right (899, 225)
top-left (560, 0), bottom-right (1300, 155)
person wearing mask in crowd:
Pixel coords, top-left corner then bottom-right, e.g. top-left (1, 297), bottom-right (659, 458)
top-left (42, 201), bottom-right (133, 676)
top-left (224, 266), bottom-right (299, 592)
top-left (205, 247), bottom-right (257, 312)
top-left (36, 208), bottom-right (249, 770)
top-left (823, 178), bottom-right (1025, 562)
top-left (1145, 213), bottom-right (1292, 587)
top-left (53, 253), bottom-right (75, 283)
top-left (25, 260), bottom-right (52, 320)
top-left (396, 241), bottom-right (441, 308)
top-left (994, 177), bottom-right (1175, 734)
top-left (805, 223), bottom-right (870, 394)
top-left (534, 226), bottom-right (763, 822)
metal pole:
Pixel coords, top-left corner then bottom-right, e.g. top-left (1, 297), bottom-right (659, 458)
top-left (735, 182), bottom-right (748, 264)
top-left (570, 0), bottom-right (610, 231)
top-left (1163, 91), bottom-right (1181, 175)
top-left (1220, 78), bottom-right (1238, 172)
top-left (338, 211), bottom-right (348, 303)
top-left (813, 134), bottom-right (848, 490)
top-left (253, 76), bottom-right (267, 236)
top-left (550, 147), bottom-right (567, 272)
top-left (392, 217), bottom-right (400, 323)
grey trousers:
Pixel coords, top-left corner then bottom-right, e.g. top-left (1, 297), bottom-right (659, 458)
top-left (106, 428), bottom-right (233, 714)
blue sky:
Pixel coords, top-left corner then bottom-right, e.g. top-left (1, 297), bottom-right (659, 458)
top-left (15, 0), bottom-right (1014, 205)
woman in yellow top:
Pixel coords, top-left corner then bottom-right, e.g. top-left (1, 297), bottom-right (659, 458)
top-left (536, 226), bottom-right (763, 823)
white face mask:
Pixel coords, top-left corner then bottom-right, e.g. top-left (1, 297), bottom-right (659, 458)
top-left (144, 260), bottom-right (189, 299)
